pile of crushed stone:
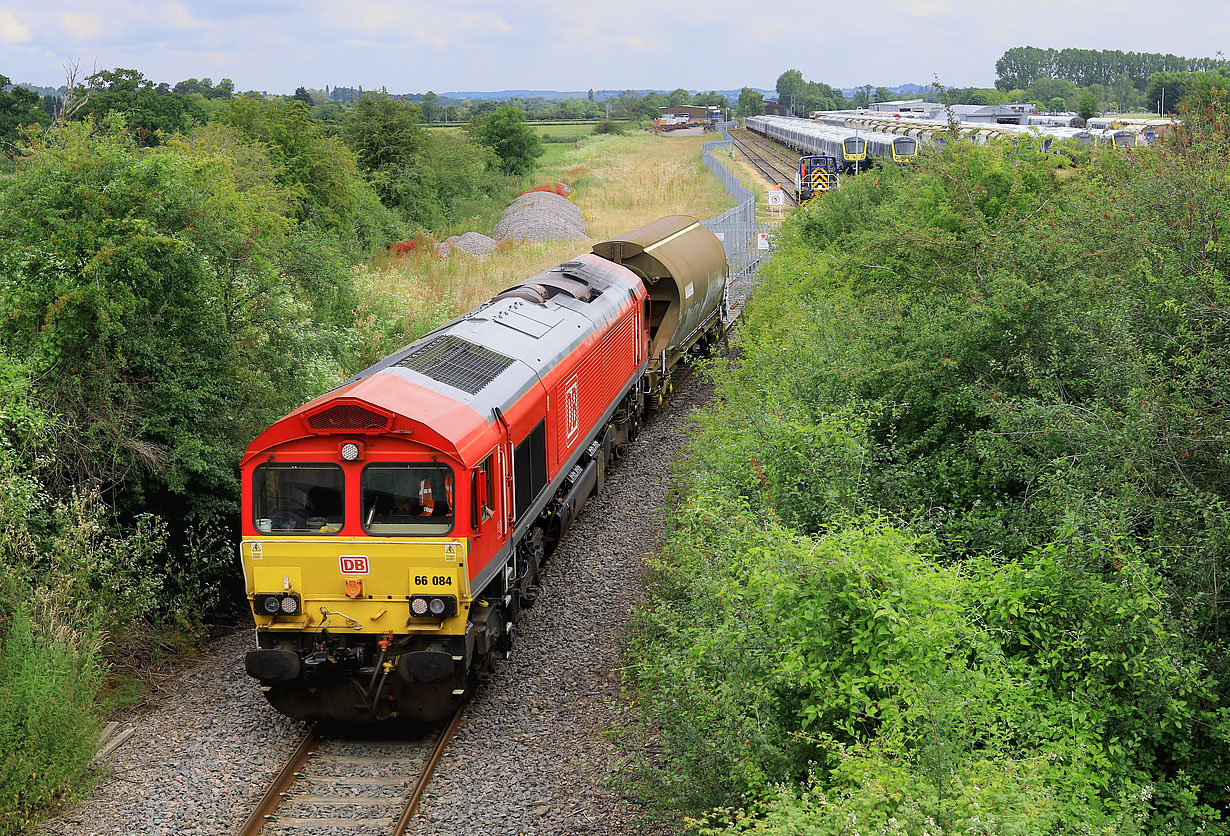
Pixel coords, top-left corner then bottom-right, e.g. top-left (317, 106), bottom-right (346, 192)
top-left (435, 231), bottom-right (499, 258)
top-left (494, 191), bottom-right (588, 243)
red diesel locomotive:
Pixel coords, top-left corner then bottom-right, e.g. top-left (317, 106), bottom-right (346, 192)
top-left (240, 216), bottom-right (727, 723)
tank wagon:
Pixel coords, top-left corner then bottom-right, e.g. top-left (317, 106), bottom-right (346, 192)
top-left (239, 216), bottom-right (726, 724)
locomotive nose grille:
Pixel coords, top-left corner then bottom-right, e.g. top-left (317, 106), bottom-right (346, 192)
top-left (306, 404), bottom-right (390, 431)
top-left (396, 335), bottom-right (514, 395)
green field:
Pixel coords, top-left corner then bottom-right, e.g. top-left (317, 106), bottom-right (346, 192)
top-left (424, 121), bottom-right (603, 165)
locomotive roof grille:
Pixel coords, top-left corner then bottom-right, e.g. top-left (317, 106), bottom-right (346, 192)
top-left (395, 334), bottom-right (515, 395)
top-left (306, 403), bottom-right (390, 431)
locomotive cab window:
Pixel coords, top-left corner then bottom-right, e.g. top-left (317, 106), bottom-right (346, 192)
top-left (362, 463), bottom-right (455, 536)
top-left (253, 464), bottom-right (344, 534)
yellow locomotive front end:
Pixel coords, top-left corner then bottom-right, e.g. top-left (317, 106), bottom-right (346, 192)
top-left (238, 393), bottom-right (500, 724)
top-left (241, 531), bottom-right (477, 723)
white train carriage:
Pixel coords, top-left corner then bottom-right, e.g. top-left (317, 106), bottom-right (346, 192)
top-left (747, 115), bottom-right (917, 172)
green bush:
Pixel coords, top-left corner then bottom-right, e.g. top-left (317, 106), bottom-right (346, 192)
top-left (627, 109), bottom-right (1230, 834)
top-left (631, 497), bottom-right (1224, 832)
top-left (0, 117), bottom-right (357, 528)
top-left (0, 600), bottom-right (103, 836)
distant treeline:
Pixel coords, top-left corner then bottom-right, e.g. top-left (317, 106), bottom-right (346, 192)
top-left (996, 46), bottom-right (1230, 91)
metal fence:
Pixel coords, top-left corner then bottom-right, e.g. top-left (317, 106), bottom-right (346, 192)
top-left (701, 122), bottom-right (776, 318)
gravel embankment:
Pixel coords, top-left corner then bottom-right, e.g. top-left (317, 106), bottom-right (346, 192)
top-left (37, 374), bottom-right (712, 836)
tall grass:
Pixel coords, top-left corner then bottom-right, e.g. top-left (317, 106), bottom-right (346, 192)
top-left (0, 599), bottom-right (103, 836)
top-left (351, 131), bottom-right (734, 358)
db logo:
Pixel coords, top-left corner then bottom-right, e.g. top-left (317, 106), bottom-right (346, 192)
top-left (339, 555), bottom-right (369, 575)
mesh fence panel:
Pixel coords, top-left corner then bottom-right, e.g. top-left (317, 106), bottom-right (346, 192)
top-left (702, 122), bottom-right (776, 321)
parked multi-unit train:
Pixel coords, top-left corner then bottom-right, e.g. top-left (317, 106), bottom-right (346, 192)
top-left (239, 216), bottom-right (727, 724)
top-left (747, 115), bottom-right (919, 173)
top-left (810, 109), bottom-right (1165, 151)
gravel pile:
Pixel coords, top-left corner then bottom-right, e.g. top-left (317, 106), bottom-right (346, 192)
top-left (36, 373), bottom-right (713, 836)
top-left (494, 192), bottom-right (588, 243)
top-left (434, 231), bottom-right (499, 258)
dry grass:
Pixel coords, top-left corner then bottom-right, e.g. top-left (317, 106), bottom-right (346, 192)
top-left (350, 131), bottom-right (735, 362)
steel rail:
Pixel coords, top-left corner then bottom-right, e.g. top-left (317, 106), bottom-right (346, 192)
top-left (235, 695), bottom-right (466, 836)
top-left (391, 701), bottom-right (467, 834)
top-left (727, 131), bottom-right (799, 205)
top-left (234, 723), bottom-right (320, 836)
top-left (735, 128), bottom-right (803, 170)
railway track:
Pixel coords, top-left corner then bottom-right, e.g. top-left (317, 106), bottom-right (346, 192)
top-left (236, 703), bottom-right (465, 836)
top-left (734, 127), bottom-right (803, 172)
top-left (727, 129), bottom-right (799, 205)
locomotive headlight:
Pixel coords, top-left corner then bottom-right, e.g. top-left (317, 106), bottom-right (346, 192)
top-left (255, 593), bottom-right (300, 616)
top-left (339, 441), bottom-right (363, 462)
top-left (409, 595), bottom-right (457, 618)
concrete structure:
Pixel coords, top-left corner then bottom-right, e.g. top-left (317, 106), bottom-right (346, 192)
top-left (869, 99), bottom-right (928, 113)
top-left (931, 104), bottom-right (1027, 124)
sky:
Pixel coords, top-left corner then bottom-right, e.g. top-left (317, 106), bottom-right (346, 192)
top-left (2, 0), bottom-right (1228, 95)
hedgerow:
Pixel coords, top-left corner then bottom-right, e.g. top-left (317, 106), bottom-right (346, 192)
top-left (628, 109), bottom-right (1230, 834)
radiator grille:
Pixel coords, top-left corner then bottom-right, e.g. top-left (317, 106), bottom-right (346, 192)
top-left (305, 404), bottom-right (389, 431)
top-left (396, 335), bottom-right (514, 395)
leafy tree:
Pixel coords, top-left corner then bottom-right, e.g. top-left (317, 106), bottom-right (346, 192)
top-left (1047, 96), bottom-right (1066, 112)
top-left (470, 103), bottom-right (542, 175)
top-left (342, 94), bottom-right (490, 228)
top-left (212, 96), bottom-right (404, 248)
top-left (587, 88), bottom-right (594, 101)
top-left (609, 90), bottom-right (656, 120)
top-left (345, 95), bottom-right (425, 174)
top-left (668, 88), bottom-right (693, 106)
top-left (873, 86), bottom-right (894, 103)
top-left (643, 92), bottom-right (669, 110)
top-left (1026, 76), bottom-right (1078, 107)
top-left (419, 91), bottom-right (441, 122)
top-left (996, 45), bottom-right (1230, 90)
top-left (962, 87), bottom-right (1006, 105)
top-left (0, 117), bottom-right (351, 521)
top-left (693, 91), bottom-right (729, 109)
top-left (0, 75), bottom-right (45, 146)
top-left (850, 85), bottom-right (872, 108)
top-left (776, 69), bottom-right (805, 105)
top-left (292, 86), bottom-right (313, 105)
top-left (77, 68), bottom-right (205, 145)
top-left (470, 99), bottom-right (499, 117)
top-left (1077, 90), bottom-right (1099, 119)
top-left (736, 87), bottom-right (764, 117)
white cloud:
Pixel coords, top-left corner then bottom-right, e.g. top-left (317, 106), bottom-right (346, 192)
top-left (58, 10), bottom-right (101, 40)
top-left (892, 0), bottom-right (953, 17)
top-left (0, 9), bottom-right (31, 43)
top-left (163, 2), bottom-right (210, 31)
